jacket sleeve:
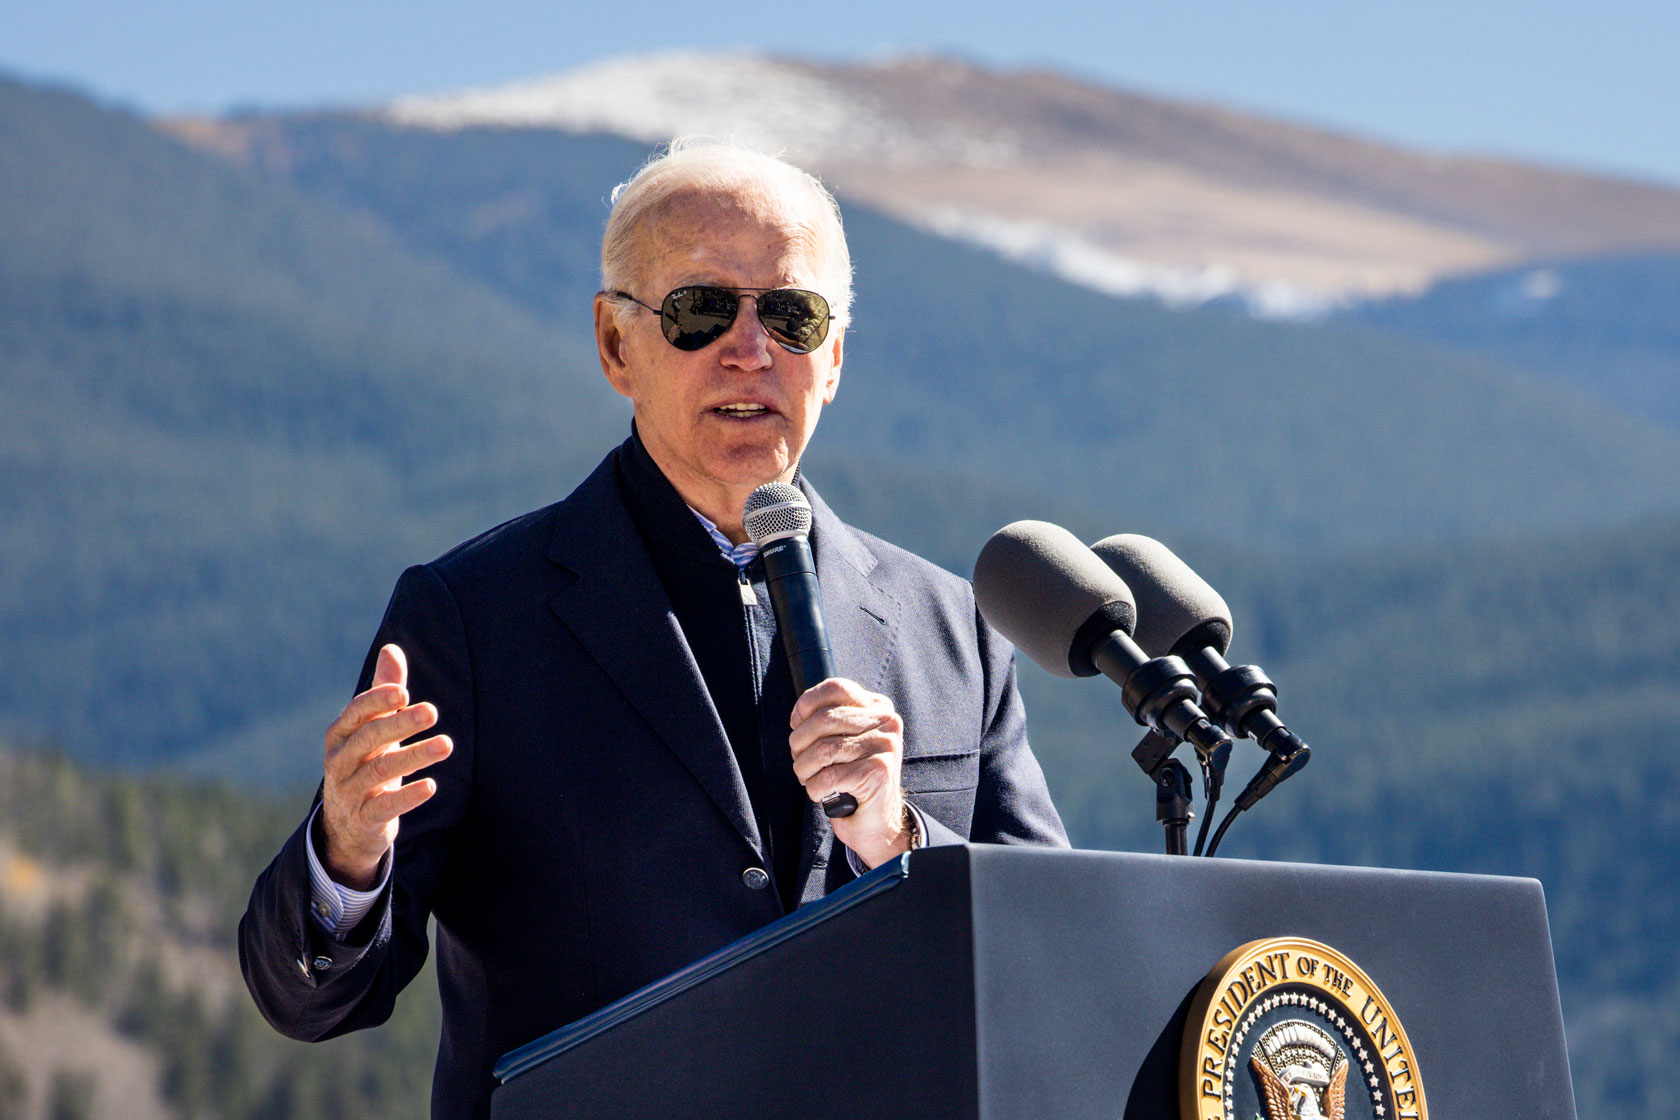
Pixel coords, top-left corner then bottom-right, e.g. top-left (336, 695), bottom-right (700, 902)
top-left (238, 563), bottom-right (475, 1040)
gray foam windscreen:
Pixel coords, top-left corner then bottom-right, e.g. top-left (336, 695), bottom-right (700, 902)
top-left (1089, 534), bottom-right (1232, 658)
top-left (974, 521), bottom-right (1137, 678)
top-left (743, 482), bottom-right (812, 545)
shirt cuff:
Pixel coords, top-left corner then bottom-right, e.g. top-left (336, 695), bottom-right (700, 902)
top-left (843, 802), bottom-right (928, 877)
top-left (305, 804), bottom-right (390, 940)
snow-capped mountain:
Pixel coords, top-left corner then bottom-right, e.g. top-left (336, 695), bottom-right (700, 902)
top-left (376, 52), bottom-right (1680, 317)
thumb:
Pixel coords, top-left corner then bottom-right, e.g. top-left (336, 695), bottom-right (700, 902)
top-left (372, 643), bottom-right (408, 691)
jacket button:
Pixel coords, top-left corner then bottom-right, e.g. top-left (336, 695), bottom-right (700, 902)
top-left (741, 867), bottom-right (770, 891)
top-left (312, 956), bottom-right (333, 972)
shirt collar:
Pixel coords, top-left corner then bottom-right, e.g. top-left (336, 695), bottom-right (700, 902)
top-left (687, 505), bottom-right (760, 569)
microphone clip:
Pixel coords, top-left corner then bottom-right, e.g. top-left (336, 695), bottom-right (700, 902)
top-left (1131, 731), bottom-right (1194, 857)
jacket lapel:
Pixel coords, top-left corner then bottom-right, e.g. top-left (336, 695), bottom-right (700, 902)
top-left (546, 451), bottom-right (764, 860)
top-left (806, 484), bottom-right (902, 699)
top-left (796, 481), bottom-right (903, 894)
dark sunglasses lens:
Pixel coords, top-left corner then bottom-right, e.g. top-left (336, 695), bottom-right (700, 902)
top-left (658, 287), bottom-right (832, 353)
top-left (661, 287), bottom-right (738, 351)
top-left (756, 289), bottom-right (831, 353)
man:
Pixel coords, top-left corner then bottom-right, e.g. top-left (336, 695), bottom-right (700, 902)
top-left (240, 139), bottom-right (1067, 1118)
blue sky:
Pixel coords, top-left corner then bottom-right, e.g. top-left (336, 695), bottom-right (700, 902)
top-left (6, 0), bottom-right (1678, 187)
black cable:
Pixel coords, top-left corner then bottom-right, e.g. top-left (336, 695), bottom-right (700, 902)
top-left (1191, 743), bottom-right (1228, 857)
top-left (1206, 804), bottom-right (1242, 857)
top-left (1193, 794), bottom-right (1216, 857)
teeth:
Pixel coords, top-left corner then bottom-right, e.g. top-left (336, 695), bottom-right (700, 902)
top-left (715, 403), bottom-right (767, 414)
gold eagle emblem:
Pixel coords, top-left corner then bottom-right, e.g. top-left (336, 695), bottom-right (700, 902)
top-left (1250, 1021), bottom-right (1348, 1120)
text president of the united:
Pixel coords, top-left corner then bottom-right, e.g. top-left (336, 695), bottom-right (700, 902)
top-left (239, 138), bottom-right (1068, 1117)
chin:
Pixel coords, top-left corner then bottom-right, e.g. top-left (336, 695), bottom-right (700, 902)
top-left (707, 445), bottom-right (795, 486)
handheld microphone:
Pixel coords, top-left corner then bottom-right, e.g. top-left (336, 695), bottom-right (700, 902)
top-left (1090, 534), bottom-right (1310, 817)
top-left (743, 483), bottom-right (855, 819)
top-left (972, 521), bottom-right (1232, 768)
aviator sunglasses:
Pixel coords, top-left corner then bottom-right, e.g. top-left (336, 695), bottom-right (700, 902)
top-left (606, 286), bottom-right (833, 354)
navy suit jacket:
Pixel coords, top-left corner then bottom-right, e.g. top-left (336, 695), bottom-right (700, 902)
top-left (239, 442), bottom-right (1068, 1118)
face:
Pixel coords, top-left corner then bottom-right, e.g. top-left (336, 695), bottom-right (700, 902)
top-left (594, 188), bottom-right (844, 526)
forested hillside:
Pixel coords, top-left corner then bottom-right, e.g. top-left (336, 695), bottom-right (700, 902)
top-left (0, 743), bottom-right (441, 1119)
top-left (12, 76), bottom-right (1680, 781)
top-left (0, 78), bottom-right (624, 777)
top-left (1346, 252), bottom-right (1680, 429)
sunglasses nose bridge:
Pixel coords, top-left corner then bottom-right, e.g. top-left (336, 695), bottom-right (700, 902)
top-left (715, 293), bottom-right (777, 364)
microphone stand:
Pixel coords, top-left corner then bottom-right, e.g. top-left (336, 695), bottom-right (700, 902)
top-left (1131, 730), bottom-right (1193, 855)
top-left (1097, 649), bottom-right (1233, 858)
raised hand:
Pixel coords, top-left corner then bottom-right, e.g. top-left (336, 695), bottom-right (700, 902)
top-left (318, 644), bottom-right (452, 889)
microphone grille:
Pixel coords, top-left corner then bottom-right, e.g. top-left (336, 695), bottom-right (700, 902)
top-left (974, 520), bottom-right (1137, 679)
top-left (743, 483), bottom-right (812, 544)
top-left (1090, 534), bottom-right (1232, 658)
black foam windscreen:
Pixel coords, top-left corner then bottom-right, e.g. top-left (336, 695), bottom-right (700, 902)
top-left (974, 521), bottom-right (1137, 679)
top-left (1090, 534), bottom-right (1232, 659)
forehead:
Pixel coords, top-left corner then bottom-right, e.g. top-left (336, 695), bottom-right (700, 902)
top-left (639, 186), bottom-right (829, 286)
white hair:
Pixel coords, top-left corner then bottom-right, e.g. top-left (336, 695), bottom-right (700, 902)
top-left (600, 136), bottom-right (853, 326)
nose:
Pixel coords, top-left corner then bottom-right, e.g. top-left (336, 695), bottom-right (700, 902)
top-left (715, 294), bottom-right (774, 370)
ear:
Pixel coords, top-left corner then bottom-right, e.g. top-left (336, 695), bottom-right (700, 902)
top-left (821, 324), bottom-right (844, 404)
top-left (595, 294), bottom-right (636, 400)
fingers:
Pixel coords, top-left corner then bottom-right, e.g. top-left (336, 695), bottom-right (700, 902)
top-left (326, 701), bottom-right (440, 784)
top-left (326, 646), bottom-right (412, 748)
top-left (317, 647), bottom-right (442, 884)
top-left (319, 724), bottom-right (451, 885)
top-left (362, 774), bottom-right (440, 825)
top-left (788, 678), bottom-right (904, 809)
top-left (340, 733), bottom-right (453, 800)
top-left (788, 678), bottom-right (911, 868)
top-left (789, 680), bottom-right (900, 778)
top-left (372, 643), bottom-right (407, 690)
top-left (325, 682), bottom-right (409, 750)
top-left (789, 705), bottom-right (903, 784)
top-left (801, 753), bottom-right (894, 806)
top-left (790, 676), bottom-right (861, 726)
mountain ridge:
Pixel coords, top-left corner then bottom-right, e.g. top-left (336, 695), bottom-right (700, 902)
top-left (163, 111), bottom-right (1680, 553)
top-left (282, 51), bottom-right (1680, 311)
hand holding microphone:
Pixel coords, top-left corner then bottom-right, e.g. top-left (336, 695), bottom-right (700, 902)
top-left (746, 484), bottom-right (916, 867)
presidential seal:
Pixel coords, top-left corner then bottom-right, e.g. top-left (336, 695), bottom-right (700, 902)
top-left (1180, 937), bottom-right (1426, 1120)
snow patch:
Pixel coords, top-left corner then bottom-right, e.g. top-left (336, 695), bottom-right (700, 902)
top-left (1520, 268), bottom-right (1563, 301)
top-left (910, 209), bottom-right (1340, 320)
top-left (383, 52), bottom-right (1013, 167)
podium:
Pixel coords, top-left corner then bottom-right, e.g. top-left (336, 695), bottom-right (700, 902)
top-left (492, 845), bottom-right (1576, 1118)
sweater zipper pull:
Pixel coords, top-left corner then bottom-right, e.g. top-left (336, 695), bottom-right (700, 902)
top-left (737, 567), bottom-right (758, 606)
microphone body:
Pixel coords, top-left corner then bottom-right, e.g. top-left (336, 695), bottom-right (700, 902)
top-left (744, 483), bottom-right (855, 818)
top-left (1181, 647), bottom-right (1309, 810)
top-left (1090, 534), bottom-right (1310, 813)
top-left (758, 533), bottom-right (835, 695)
top-left (1090, 634), bottom-right (1231, 766)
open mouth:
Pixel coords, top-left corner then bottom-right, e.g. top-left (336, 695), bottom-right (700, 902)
top-left (712, 403), bottom-right (771, 419)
